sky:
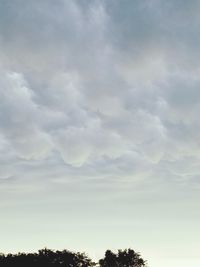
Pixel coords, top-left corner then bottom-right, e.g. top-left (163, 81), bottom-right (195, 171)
top-left (0, 0), bottom-right (200, 266)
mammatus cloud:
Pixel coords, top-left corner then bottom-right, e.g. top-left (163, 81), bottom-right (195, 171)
top-left (0, 0), bottom-right (200, 184)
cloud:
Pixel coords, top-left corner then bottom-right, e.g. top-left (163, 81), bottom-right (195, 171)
top-left (0, 71), bottom-right (52, 160)
top-left (0, 0), bottom-right (200, 190)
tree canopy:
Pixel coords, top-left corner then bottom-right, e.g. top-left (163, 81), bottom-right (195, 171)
top-left (99, 249), bottom-right (146, 267)
top-left (0, 248), bottom-right (147, 267)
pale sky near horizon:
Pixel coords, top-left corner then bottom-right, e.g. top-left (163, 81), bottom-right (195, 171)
top-left (0, 1), bottom-right (200, 267)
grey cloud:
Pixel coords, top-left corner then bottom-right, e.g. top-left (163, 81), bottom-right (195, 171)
top-left (0, 0), bottom-right (200, 189)
top-left (0, 72), bottom-right (52, 160)
top-left (0, 0), bottom-right (109, 77)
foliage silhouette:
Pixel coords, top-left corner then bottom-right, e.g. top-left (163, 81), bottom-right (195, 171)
top-left (0, 248), bottom-right (146, 267)
top-left (99, 249), bottom-right (146, 267)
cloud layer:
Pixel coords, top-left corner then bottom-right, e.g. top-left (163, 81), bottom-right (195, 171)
top-left (1, 0), bottom-right (200, 186)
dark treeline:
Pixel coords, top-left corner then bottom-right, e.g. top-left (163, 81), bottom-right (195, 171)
top-left (0, 248), bottom-right (147, 267)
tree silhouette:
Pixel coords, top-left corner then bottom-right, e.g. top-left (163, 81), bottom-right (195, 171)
top-left (99, 250), bottom-right (118, 267)
top-left (0, 248), bottom-right (146, 267)
top-left (99, 249), bottom-right (146, 267)
top-left (0, 249), bottom-right (95, 267)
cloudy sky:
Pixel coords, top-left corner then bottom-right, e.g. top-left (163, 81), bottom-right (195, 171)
top-left (0, 0), bottom-right (200, 266)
